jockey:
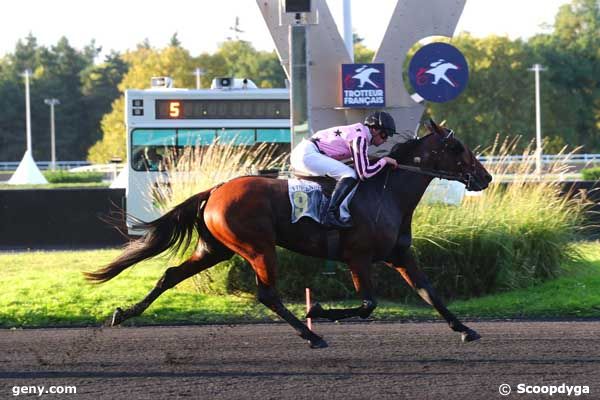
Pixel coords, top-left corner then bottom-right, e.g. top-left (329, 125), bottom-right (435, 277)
top-left (290, 111), bottom-right (399, 228)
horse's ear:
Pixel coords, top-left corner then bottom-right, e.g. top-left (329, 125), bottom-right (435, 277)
top-left (427, 118), bottom-right (443, 135)
top-left (425, 119), bottom-right (434, 133)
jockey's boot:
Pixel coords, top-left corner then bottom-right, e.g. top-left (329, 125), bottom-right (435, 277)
top-left (324, 177), bottom-right (358, 229)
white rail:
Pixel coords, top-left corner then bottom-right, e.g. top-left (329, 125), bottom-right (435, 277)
top-left (478, 154), bottom-right (600, 165)
top-left (2, 154), bottom-right (600, 172)
top-left (0, 160), bottom-right (90, 171)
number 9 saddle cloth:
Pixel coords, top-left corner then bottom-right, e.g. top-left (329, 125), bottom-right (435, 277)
top-left (287, 178), bottom-right (357, 225)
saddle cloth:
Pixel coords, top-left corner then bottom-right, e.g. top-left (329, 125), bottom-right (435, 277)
top-left (287, 178), bottom-right (356, 224)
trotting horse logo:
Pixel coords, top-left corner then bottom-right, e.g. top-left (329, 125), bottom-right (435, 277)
top-left (409, 42), bottom-right (469, 103)
top-left (341, 63), bottom-right (386, 108)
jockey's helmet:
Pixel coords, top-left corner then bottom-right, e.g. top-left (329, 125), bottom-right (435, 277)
top-left (364, 111), bottom-right (397, 137)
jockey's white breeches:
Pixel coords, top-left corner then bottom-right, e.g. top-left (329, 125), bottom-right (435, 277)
top-left (290, 139), bottom-right (357, 181)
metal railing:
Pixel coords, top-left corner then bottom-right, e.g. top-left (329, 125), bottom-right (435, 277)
top-left (478, 154), bottom-right (600, 165)
top-left (0, 161), bottom-right (90, 171)
top-left (2, 153), bottom-right (600, 172)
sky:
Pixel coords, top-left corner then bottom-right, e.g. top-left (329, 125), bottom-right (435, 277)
top-left (3, 0), bottom-right (569, 61)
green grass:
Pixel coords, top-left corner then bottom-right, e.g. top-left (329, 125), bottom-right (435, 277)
top-left (1, 243), bottom-right (599, 328)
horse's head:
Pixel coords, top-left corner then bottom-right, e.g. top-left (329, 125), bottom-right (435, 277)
top-left (390, 119), bottom-right (492, 191)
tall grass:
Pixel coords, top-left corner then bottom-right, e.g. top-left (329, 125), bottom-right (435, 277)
top-left (152, 141), bottom-right (286, 211)
top-left (411, 137), bottom-right (590, 298)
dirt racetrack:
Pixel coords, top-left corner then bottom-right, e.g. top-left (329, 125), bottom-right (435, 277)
top-left (1, 320), bottom-right (599, 399)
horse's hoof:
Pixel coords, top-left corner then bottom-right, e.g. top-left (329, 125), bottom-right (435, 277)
top-left (461, 329), bottom-right (481, 343)
top-left (309, 338), bottom-right (329, 349)
top-left (306, 303), bottom-right (324, 319)
top-left (109, 307), bottom-right (125, 327)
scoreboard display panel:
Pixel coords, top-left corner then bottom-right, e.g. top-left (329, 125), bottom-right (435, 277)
top-left (155, 99), bottom-right (290, 120)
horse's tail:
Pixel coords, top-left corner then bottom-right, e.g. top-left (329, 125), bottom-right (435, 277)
top-left (84, 187), bottom-right (214, 283)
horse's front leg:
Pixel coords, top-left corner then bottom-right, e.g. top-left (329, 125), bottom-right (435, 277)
top-left (386, 248), bottom-right (481, 343)
top-left (307, 258), bottom-right (377, 321)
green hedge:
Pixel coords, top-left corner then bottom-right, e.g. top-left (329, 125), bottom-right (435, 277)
top-left (43, 170), bottom-right (104, 183)
top-left (581, 167), bottom-right (600, 181)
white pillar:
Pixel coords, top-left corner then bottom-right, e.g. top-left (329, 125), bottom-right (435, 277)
top-left (343, 0), bottom-right (353, 62)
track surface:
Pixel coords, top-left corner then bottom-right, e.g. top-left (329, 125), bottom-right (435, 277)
top-left (1, 321), bottom-right (599, 399)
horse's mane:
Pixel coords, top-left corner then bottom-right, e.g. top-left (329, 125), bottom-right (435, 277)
top-left (388, 137), bottom-right (423, 163)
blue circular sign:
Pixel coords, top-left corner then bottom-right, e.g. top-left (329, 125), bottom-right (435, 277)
top-left (408, 42), bottom-right (469, 103)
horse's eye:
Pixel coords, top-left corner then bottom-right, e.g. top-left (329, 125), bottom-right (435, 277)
top-left (451, 142), bottom-right (464, 154)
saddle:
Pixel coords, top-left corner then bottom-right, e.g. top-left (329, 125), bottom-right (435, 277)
top-left (291, 172), bottom-right (337, 197)
top-left (287, 172), bottom-right (352, 260)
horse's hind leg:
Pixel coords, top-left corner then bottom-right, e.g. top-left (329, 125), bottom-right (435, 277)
top-left (109, 245), bottom-right (233, 326)
top-left (307, 259), bottom-right (378, 321)
top-left (248, 250), bottom-right (328, 349)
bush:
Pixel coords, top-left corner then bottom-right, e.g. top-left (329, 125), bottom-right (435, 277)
top-left (581, 167), bottom-right (600, 181)
top-left (44, 170), bottom-right (104, 183)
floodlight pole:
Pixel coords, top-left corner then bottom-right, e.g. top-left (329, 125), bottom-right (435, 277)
top-left (528, 63), bottom-right (546, 175)
top-left (8, 69), bottom-right (48, 185)
top-left (23, 69), bottom-right (33, 153)
top-left (193, 67), bottom-right (204, 89)
top-left (44, 98), bottom-right (60, 170)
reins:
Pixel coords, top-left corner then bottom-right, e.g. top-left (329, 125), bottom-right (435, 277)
top-left (393, 163), bottom-right (471, 186)
top-left (373, 163), bottom-right (470, 225)
top-left (373, 129), bottom-right (476, 224)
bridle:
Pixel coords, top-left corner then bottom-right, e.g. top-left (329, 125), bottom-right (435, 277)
top-left (374, 128), bottom-right (478, 224)
top-left (393, 129), bottom-right (477, 188)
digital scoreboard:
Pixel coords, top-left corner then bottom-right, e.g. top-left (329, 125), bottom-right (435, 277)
top-left (155, 99), bottom-right (290, 120)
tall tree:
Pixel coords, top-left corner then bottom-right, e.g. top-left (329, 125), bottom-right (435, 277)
top-left (81, 51), bottom-right (129, 154)
top-left (542, 0), bottom-right (600, 149)
top-left (353, 32), bottom-right (375, 63)
top-left (0, 35), bottom-right (100, 161)
top-left (169, 33), bottom-right (182, 48)
top-left (87, 43), bottom-right (197, 162)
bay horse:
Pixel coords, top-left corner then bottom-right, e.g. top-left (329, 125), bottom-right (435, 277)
top-left (85, 119), bottom-right (492, 348)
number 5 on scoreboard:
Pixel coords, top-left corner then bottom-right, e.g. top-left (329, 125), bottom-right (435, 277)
top-left (169, 101), bottom-right (181, 118)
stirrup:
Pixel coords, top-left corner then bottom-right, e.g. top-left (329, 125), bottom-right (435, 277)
top-left (323, 210), bottom-right (353, 229)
